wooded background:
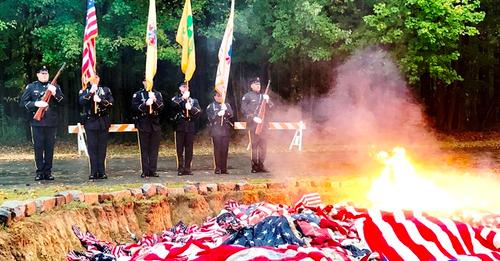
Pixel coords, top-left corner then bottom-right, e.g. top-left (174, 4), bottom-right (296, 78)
top-left (0, 0), bottom-right (498, 144)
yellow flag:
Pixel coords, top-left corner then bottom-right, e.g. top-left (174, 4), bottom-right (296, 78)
top-left (145, 0), bottom-right (157, 91)
top-left (176, 0), bottom-right (196, 82)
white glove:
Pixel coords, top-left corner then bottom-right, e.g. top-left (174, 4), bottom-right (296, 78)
top-left (34, 101), bottom-right (48, 108)
top-left (47, 84), bottom-right (57, 96)
top-left (146, 98), bottom-right (154, 106)
top-left (217, 110), bottom-right (225, 116)
top-left (185, 102), bottom-right (192, 110)
top-left (253, 116), bottom-right (262, 124)
top-left (220, 103), bottom-right (227, 110)
top-left (90, 84), bottom-right (98, 94)
top-left (182, 91), bottom-right (190, 100)
top-left (93, 94), bottom-right (101, 103)
top-left (263, 94), bottom-right (270, 102)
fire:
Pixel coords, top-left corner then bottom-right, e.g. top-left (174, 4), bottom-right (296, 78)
top-left (367, 147), bottom-right (500, 214)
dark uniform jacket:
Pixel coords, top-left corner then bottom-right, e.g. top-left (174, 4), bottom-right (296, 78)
top-left (132, 89), bottom-right (165, 132)
top-left (79, 86), bottom-right (114, 130)
top-left (171, 94), bottom-right (202, 132)
top-left (20, 81), bottom-right (64, 127)
top-left (206, 102), bottom-right (233, 137)
top-left (241, 91), bottom-right (273, 130)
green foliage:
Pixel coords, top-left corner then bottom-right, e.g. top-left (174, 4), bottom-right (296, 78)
top-left (363, 0), bottom-right (485, 85)
top-left (0, 104), bottom-right (26, 145)
top-left (0, 0), bottom-right (497, 132)
top-left (237, 0), bottom-right (351, 63)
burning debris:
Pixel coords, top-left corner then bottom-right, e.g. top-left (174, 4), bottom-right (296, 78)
top-left (368, 147), bottom-right (500, 214)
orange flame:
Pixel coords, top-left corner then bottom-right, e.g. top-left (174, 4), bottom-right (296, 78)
top-left (367, 147), bottom-right (500, 214)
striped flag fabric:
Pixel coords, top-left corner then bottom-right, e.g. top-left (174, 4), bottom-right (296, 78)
top-left (214, 0), bottom-right (235, 102)
top-left (294, 192), bottom-right (322, 210)
top-left (81, 0), bottom-right (98, 90)
top-left (176, 0), bottom-right (196, 82)
top-left (68, 195), bottom-right (500, 261)
top-left (144, 0), bottom-right (157, 92)
top-left (334, 207), bottom-right (500, 261)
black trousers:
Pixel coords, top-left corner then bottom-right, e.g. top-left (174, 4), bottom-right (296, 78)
top-left (250, 130), bottom-right (267, 166)
top-left (86, 129), bottom-right (109, 176)
top-left (31, 126), bottom-right (56, 176)
top-left (175, 131), bottom-right (194, 171)
top-left (212, 135), bottom-right (229, 172)
top-left (138, 130), bottom-right (161, 175)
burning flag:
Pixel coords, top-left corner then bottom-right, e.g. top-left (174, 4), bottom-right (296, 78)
top-left (68, 194), bottom-right (500, 260)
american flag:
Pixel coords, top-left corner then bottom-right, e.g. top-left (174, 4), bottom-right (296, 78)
top-left (68, 196), bottom-right (500, 261)
top-left (294, 192), bottom-right (323, 210)
top-left (81, 0), bottom-right (98, 90)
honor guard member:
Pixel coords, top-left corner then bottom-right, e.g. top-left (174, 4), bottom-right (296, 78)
top-left (241, 77), bottom-right (273, 173)
top-left (207, 91), bottom-right (233, 174)
top-left (132, 80), bottom-right (165, 178)
top-left (171, 83), bottom-right (201, 176)
top-left (79, 75), bottom-right (114, 180)
top-left (20, 66), bottom-right (64, 181)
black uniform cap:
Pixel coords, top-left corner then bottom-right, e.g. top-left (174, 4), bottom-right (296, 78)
top-left (37, 66), bottom-right (48, 73)
top-left (248, 77), bottom-right (260, 86)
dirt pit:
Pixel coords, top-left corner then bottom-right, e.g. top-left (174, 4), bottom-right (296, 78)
top-left (0, 188), bottom-right (318, 260)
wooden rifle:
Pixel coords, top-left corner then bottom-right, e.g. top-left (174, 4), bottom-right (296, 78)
top-left (33, 63), bottom-right (66, 121)
top-left (255, 80), bottom-right (271, 135)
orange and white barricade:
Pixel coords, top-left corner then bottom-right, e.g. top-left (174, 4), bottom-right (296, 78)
top-left (234, 121), bottom-right (305, 151)
top-left (68, 123), bottom-right (137, 156)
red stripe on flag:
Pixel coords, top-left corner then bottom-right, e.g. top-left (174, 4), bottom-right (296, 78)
top-left (81, 0), bottom-right (98, 89)
top-left (382, 212), bottom-right (436, 260)
top-left (410, 216), bottom-right (456, 259)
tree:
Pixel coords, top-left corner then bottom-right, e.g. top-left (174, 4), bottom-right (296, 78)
top-left (363, 0), bottom-right (485, 85)
top-left (362, 0), bottom-right (486, 130)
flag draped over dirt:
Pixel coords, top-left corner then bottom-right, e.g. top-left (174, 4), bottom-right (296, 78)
top-left (68, 193), bottom-right (500, 261)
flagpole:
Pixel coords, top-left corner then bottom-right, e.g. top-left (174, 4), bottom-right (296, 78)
top-left (145, 0), bottom-right (157, 114)
top-left (220, 90), bottom-right (224, 126)
top-left (215, 0), bottom-right (235, 126)
top-left (186, 81), bottom-right (190, 117)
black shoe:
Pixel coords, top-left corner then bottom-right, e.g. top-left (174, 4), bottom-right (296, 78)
top-left (214, 169), bottom-right (221, 175)
top-left (259, 163), bottom-right (270, 173)
top-left (221, 170), bottom-right (229, 175)
top-left (35, 174), bottom-right (44, 181)
top-left (89, 174), bottom-right (97, 180)
top-left (150, 172), bottom-right (159, 177)
top-left (141, 173), bottom-right (146, 178)
top-left (251, 162), bottom-right (260, 173)
top-left (100, 173), bottom-right (108, 179)
top-left (45, 173), bottom-right (55, 180)
top-left (183, 170), bottom-right (193, 175)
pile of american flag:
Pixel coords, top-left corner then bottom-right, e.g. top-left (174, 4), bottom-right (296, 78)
top-left (68, 193), bottom-right (499, 260)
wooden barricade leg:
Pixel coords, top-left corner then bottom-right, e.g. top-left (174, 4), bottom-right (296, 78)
top-left (77, 123), bottom-right (89, 157)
